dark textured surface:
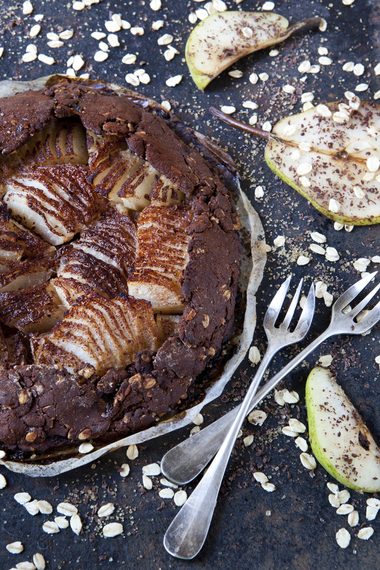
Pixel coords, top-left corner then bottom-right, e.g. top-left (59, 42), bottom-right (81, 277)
top-left (0, 0), bottom-right (380, 568)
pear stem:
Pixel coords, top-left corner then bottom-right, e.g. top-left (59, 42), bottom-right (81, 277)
top-left (209, 106), bottom-right (269, 140)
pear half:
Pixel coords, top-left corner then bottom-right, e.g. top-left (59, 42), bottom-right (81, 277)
top-left (306, 367), bottom-right (380, 492)
top-left (185, 12), bottom-right (322, 90)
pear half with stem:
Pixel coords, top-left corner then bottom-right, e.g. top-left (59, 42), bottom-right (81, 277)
top-left (185, 12), bottom-right (323, 90)
top-left (305, 367), bottom-right (380, 493)
top-left (210, 97), bottom-right (380, 225)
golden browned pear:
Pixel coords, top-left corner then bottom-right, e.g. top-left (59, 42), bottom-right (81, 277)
top-left (306, 367), bottom-right (380, 492)
top-left (185, 12), bottom-right (322, 90)
top-left (210, 97), bottom-right (380, 225)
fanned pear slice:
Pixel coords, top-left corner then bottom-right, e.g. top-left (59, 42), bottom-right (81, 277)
top-left (306, 367), bottom-right (380, 493)
top-left (185, 12), bottom-right (322, 89)
top-left (265, 100), bottom-right (380, 225)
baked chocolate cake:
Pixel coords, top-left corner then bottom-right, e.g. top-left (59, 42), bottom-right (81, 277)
top-left (0, 77), bottom-right (242, 458)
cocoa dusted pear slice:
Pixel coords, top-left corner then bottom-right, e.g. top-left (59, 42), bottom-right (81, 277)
top-left (305, 367), bottom-right (380, 493)
top-left (185, 12), bottom-right (323, 90)
top-left (210, 97), bottom-right (380, 225)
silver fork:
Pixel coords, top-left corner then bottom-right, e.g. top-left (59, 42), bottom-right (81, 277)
top-left (163, 276), bottom-right (315, 559)
top-left (162, 272), bottom-right (380, 490)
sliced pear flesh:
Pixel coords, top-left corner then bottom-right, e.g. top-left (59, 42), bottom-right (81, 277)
top-left (185, 12), bottom-right (322, 90)
top-left (305, 367), bottom-right (380, 493)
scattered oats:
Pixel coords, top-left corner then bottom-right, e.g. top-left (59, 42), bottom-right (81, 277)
top-left (193, 413), bottom-right (204, 426)
top-left (353, 185), bottom-right (365, 199)
top-left (363, 171), bottom-right (375, 181)
top-left (249, 73), bottom-right (259, 84)
top-left (195, 8), bottom-right (209, 20)
top-left (353, 63), bottom-right (365, 76)
top-left (283, 389), bottom-right (299, 404)
top-left (139, 73), bottom-right (151, 85)
top-left (0, 47), bottom-right (4, 58)
top-left (327, 482), bottom-right (339, 494)
top-left (319, 18), bottom-right (327, 31)
top-left (142, 463), bottom-right (161, 476)
top-left (159, 479), bottom-right (178, 491)
top-left (319, 354), bottom-right (333, 367)
top-left (367, 498), bottom-right (380, 508)
top-left (70, 513), bottom-right (82, 535)
top-left (60, 29), bottom-right (74, 40)
top-left (253, 472), bottom-right (268, 484)
top-left (152, 20), bottom-right (165, 31)
top-left (29, 24), bottom-right (41, 37)
top-left (150, 0), bottom-right (162, 9)
top-left (334, 222), bottom-right (344, 231)
top-left (248, 410), bottom-right (267, 426)
top-left (303, 101), bottom-right (314, 111)
top-left (337, 489), bottom-right (350, 503)
top-left (164, 46), bottom-right (179, 61)
top-left (259, 72), bottom-right (269, 82)
top-left (105, 21), bottom-right (120, 33)
top-left (159, 488), bottom-right (175, 499)
top-left (367, 156), bottom-right (380, 172)
top-left (325, 247), bottom-right (340, 262)
top-left (291, 149), bottom-right (301, 160)
top-left (158, 33), bottom-right (173, 45)
top-left (32, 554), bottom-right (45, 570)
top-left (374, 90), bottom-right (380, 100)
top-left (355, 83), bottom-right (369, 92)
top-left (315, 281), bottom-right (327, 299)
top-left (57, 502), bottom-right (78, 516)
top-left (122, 53), bottom-right (137, 64)
top-left (298, 145), bottom-right (312, 157)
top-left (14, 563), bottom-right (35, 570)
top-left (262, 1), bottom-right (275, 9)
top-left (262, 121), bottom-right (272, 132)
top-left (243, 101), bottom-right (258, 110)
top-left (358, 527), bottom-right (374, 540)
top-left (299, 295), bottom-right (307, 309)
top-left (342, 61), bottom-right (354, 72)
top-left (15, 492), bottom-right (32, 505)
top-left (37, 500), bottom-right (52, 515)
top-left (328, 198), bottom-right (340, 213)
top-left (108, 34), bottom-right (120, 47)
top-left (161, 100), bottom-right (171, 111)
top-left (98, 41), bottom-right (109, 52)
top-left (366, 506), bottom-right (379, 521)
top-left (298, 60), bottom-right (311, 73)
top-left (91, 31), bottom-right (106, 40)
top-left (38, 54), bottom-right (55, 65)
top-left (337, 503), bottom-right (354, 515)
top-left (72, 1), bottom-right (85, 10)
top-left (254, 185), bottom-right (264, 199)
top-left (6, 541), bottom-right (24, 554)
top-left (297, 163), bottom-right (313, 176)
top-left (269, 49), bottom-right (279, 56)
top-left (319, 56), bottom-right (332, 65)
top-left (282, 124), bottom-right (297, 138)
top-left (130, 26), bottom-right (145, 36)
top-left (274, 389), bottom-right (286, 406)
top-left (301, 92), bottom-right (314, 104)
top-left (78, 442), bottom-right (94, 454)
top-left (47, 32), bottom-right (59, 40)
top-left (283, 84), bottom-right (295, 94)
top-left (98, 503), bottom-right (115, 518)
top-left (249, 114), bottom-right (258, 125)
top-left (34, 14), bottom-right (43, 21)
top-left (328, 493), bottom-right (341, 508)
top-left (273, 235), bottom-right (285, 247)
top-left (166, 75), bottom-right (182, 87)
top-left (174, 490), bottom-right (187, 507)
top-left (353, 258), bottom-right (371, 272)
top-left (142, 475), bottom-right (153, 490)
top-left (316, 104), bottom-right (332, 118)
top-left (220, 105), bottom-right (236, 114)
top-left (103, 522), bottom-right (123, 537)
top-left (297, 255), bottom-right (310, 266)
top-left (228, 70), bottom-right (244, 78)
top-left (288, 419), bottom-right (306, 433)
top-left (119, 463), bottom-right (130, 478)
top-left (333, 111), bottom-right (349, 124)
top-left (295, 437), bottom-right (308, 452)
top-left (121, 20), bottom-right (131, 30)
top-left (300, 452), bottom-right (316, 470)
top-left (244, 434), bottom-right (254, 447)
top-left (347, 510), bottom-right (359, 527)
top-left (55, 516), bottom-right (69, 529)
top-left (372, 255), bottom-right (380, 263)
top-left (318, 46), bottom-right (328, 56)
top-left (42, 520), bottom-right (60, 534)
top-left (336, 527), bottom-right (351, 549)
top-left (309, 64), bottom-right (321, 74)
top-left (282, 426), bottom-right (298, 437)
top-left (47, 40), bottom-right (64, 48)
top-left (188, 12), bottom-right (198, 24)
top-left (0, 473), bottom-right (7, 488)
top-left (71, 55), bottom-right (85, 71)
top-left (262, 482), bottom-right (276, 492)
top-left (66, 68), bottom-right (76, 78)
top-left (310, 231), bottom-right (326, 244)
top-left (126, 74), bottom-right (141, 86)
top-left (23, 0), bottom-right (34, 14)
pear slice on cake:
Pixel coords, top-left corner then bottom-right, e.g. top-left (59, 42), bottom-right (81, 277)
top-left (185, 12), bottom-right (322, 90)
top-left (305, 367), bottom-right (380, 493)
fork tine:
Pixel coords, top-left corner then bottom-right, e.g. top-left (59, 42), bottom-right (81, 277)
top-left (294, 282), bottom-right (316, 335)
top-left (349, 282), bottom-right (380, 318)
top-left (281, 278), bottom-right (303, 329)
top-left (263, 276), bottom-right (292, 328)
top-left (356, 299), bottom-right (380, 331)
top-left (333, 271), bottom-right (377, 312)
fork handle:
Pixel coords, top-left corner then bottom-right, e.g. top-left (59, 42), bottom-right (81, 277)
top-left (161, 329), bottom-right (332, 486)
